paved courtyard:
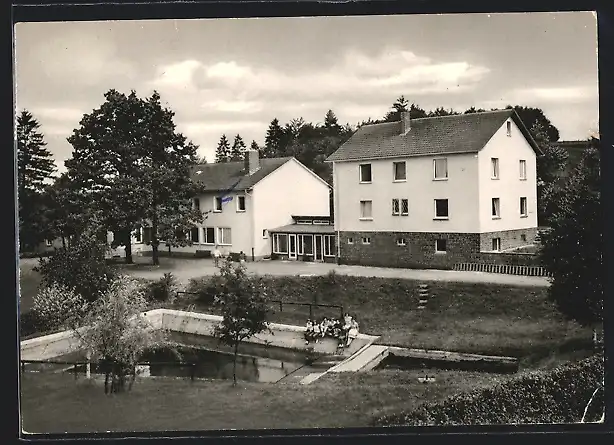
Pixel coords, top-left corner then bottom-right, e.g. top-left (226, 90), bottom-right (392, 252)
top-left (122, 257), bottom-right (550, 287)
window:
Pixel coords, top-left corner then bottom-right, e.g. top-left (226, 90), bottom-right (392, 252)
top-left (392, 198), bottom-right (400, 216)
top-left (298, 236), bottom-right (304, 255)
top-left (521, 234), bottom-right (527, 242)
top-left (506, 121), bottom-right (512, 137)
top-left (360, 200), bottom-right (373, 219)
top-left (347, 237), bottom-right (354, 244)
top-left (296, 220), bottom-right (312, 225)
top-left (214, 196), bottom-right (223, 212)
top-left (273, 234), bottom-right (288, 253)
top-left (396, 238), bottom-right (407, 246)
top-left (193, 198), bottom-right (200, 210)
top-left (393, 161), bottom-right (406, 181)
top-left (492, 198), bottom-right (500, 218)
top-left (237, 195), bottom-right (246, 212)
top-left (401, 199), bottom-right (409, 216)
top-left (491, 158), bottom-right (500, 179)
top-left (204, 227), bottom-right (216, 244)
top-left (492, 238), bottom-right (501, 251)
top-left (313, 220), bottom-right (329, 225)
top-left (134, 228), bottom-right (142, 243)
top-left (143, 227), bottom-right (152, 244)
top-left (519, 160), bottom-right (527, 180)
top-left (190, 227), bottom-right (200, 243)
top-left (262, 229), bottom-right (268, 239)
top-left (324, 235), bottom-right (336, 257)
top-left (218, 227), bottom-right (232, 245)
top-left (520, 197), bottom-right (528, 217)
top-left (434, 199), bottom-right (449, 219)
top-left (359, 164), bottom-right (372, 183)
top-left (433, 158), bottom-right (448, 180)
top-left (303, 235), bottom-right (313, 255)
top-left (435, 239), bottom-right (447, 253)
top-left (45, 239), bottom-right (53, 247)
top-left (362, 237), bottom-right (371, 245)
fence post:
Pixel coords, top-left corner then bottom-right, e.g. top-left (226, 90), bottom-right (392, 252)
top-left (73, 364), bottom-right (78, 380)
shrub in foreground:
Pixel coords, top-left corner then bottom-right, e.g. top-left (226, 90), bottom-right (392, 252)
top-left (32, 283), bottom-right (87, 331)
top-left (142, 273), bottom-right (178, 303)
top-left (372, 354), bottom-right (604, 426)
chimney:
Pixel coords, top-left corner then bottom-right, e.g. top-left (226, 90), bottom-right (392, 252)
top-left (244, 149), bottom-right (260, 175)
top-left (401, 110), bottom-right (411, 134)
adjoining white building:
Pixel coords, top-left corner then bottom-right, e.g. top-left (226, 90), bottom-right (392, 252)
top-left (138, 150), bottom-right (331, 260)
top-left (325, 109), bottom-right (541, 269)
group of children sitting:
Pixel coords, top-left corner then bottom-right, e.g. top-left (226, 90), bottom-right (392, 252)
top-left (304, 313), bottom-right (360, 349)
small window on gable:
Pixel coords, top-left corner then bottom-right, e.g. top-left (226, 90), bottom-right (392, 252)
top-left (362, 237), bottom-right (371, 245)
top-left (262, 229), bottom-right (268, 239)
top-left (491, 158), bottom-right (500, 179)
top-left (506, 121), bottom-right (512, 137)
top-left (359, 164), bottom-right (372, 183)
top-left (393, 161), bottom-right (406, 181)
top-left (347, 237), bottom-right (354, 244)
top-left (519, 160), bottom-right (527, 180)
top-left (214, 197), bottom-right (223, 212)
top-left (237, 195), bottom-right (246, 212)
top-left (492, 198), bottom-right (500, 218)
top-left (520, 197), bottom-right (528, 217)
top-left (434, 158), bottom-right (448, 180)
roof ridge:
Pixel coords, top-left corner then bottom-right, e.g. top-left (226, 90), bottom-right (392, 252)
top-left (410, 109), bottom-right (512, 121)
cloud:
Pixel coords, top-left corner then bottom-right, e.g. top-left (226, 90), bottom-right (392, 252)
top-left (151, 59), bottom-right (202, 89)
top-left (485, 85), bottom-right (598, 107)
top-left (30, 107), bottom-right (84, 123)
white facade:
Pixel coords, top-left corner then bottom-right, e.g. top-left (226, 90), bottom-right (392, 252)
top-left (251, 159), bottom-right (331, 258)
top-left (477, 117), bottom-right (539, 232)
top-left (333, 119), bottom-right (538, 235)
top-left (152, 158), bottom-right (330, 259)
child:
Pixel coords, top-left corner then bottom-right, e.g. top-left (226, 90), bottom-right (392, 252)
top-left (346, 319), bottom-right (359, 347)
top-left (212, 247), bottom-right (221, 267)
top-left (312, 320), bottom-right (321, 343)
top-left (304, 319), bottom-right (314, 344)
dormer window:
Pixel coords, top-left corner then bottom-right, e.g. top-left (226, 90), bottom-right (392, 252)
top-left (359, 164), bottom-right (372, 183)
top-left (506, 121), bottom-right (512, 137)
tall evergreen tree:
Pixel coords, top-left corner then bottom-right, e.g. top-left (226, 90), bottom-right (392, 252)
top-left (263, 118), bottom-right (285, 158)
top-left (17, 110), bottom-right (56, 252)
top-left (250, 140), bottom-right (260, 153)
top-left (464, 106), bottom-right (487, 114)
top-left (215, 134), bottom-right (231, 163)
top-left (384, 97), bottom-right (427, 122)
top-left (324, 109), bottom-right (341, 135)
top-left (230, 134), bottom-right (247, 162)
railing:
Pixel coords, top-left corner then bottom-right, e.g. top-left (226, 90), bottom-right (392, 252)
top-left (20, 359), bottom-right (199, 381)
top-left (175, 292), bottom-right (344, 320)
top-left (454, 263), bottom-right (551, 277)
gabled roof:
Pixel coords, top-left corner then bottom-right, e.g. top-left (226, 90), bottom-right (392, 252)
top-left (326, 109), bottom-right (541, 163)
top-left (191, 157), bottom-right (293, 192)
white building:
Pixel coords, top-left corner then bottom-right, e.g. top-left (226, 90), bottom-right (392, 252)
top-left (139, 150), bottom-right (331, 260)
top-left (326, 109), bottom-right (541, 269)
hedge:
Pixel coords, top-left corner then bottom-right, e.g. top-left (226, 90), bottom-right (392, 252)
top-left (372, 354), bottom-right (604, 426)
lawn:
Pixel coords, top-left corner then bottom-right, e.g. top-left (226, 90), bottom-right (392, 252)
top-left (179, 275), bottom-right (592, 369)
top-left (20, 368), bottom-right (506, 433)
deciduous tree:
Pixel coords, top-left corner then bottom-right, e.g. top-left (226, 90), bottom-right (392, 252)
top-left (212, 258), bottom-right (270, 386)
top-left (539, 141), bottom-right (601, 329)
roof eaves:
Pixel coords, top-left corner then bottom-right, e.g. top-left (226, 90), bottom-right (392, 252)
top-left (510, 109), bottom-right (543, 156)
top-left (327, 150), bottom-right (480, 163)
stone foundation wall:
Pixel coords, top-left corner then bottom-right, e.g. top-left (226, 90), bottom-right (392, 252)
top-left (479, 227), bottom-right (538, 252)
top-left (338, 231), bottom-right (481, 270)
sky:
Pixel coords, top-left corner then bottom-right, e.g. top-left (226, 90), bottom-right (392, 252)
top-left (14, 12), bottom-right (599, 174)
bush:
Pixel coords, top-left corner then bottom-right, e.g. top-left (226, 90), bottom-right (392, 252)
top-left (35, 234), bottom-right (117, 302)
top-left (31, 283), bottom-right (88, 332)
top-left (142, 273), bottom-right (178, 303)
top-left (186, 276), bottom-right (223, 305)
top-left (372, 354), bottom-right (604, 426)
